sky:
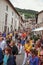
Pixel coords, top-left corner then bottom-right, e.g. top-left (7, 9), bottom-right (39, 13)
top-left (10, 0), bottom-right (43, 11)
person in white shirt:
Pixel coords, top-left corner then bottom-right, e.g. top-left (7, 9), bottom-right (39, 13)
top-left (0, 33), bottom-right (7, 51)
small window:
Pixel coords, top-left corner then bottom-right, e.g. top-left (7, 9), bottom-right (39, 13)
top-left (6, 5), bottom-right (8, 11)
top-left (11, 25), bottom-right (13, 31)
top-left (4, 26), bottom-right (7, 32)
top-left (12, 18), bottom-right (13, 24)
top-left (5, 13), bottom-right (8, 25)
top-left (12, 12), bottom-right (14, 16)
top-left (8, 27), bottom-right (9, 33)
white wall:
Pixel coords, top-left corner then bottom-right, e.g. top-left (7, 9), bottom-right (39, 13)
top-left (38, 12), bottom-right (43, 24)
top-left (0, 0), bottom-right (5, 32)
top-left (0, 0), bottom-right (20, 33)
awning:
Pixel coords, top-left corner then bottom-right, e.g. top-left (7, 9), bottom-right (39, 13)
top-left (32, 27), bottom-right (43, 31)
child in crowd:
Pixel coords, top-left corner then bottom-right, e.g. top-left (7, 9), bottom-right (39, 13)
top-left (3, 47), bottom-right (16, 65)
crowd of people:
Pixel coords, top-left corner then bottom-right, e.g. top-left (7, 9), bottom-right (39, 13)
top-left (0, 30), bottom-right (43, 65)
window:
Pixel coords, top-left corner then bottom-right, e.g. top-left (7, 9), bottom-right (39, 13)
top-left (15, 20), bottom-right (16, 29)
top-left (11, 18), bottom-right (13, 31)
top-left (5, 13), bottom-right (8, 25)
top-left (12, 18), bottom-right (13, 24)
top-left (11, 25), bottom-right (13, 31)
top-left (8, 27), bottom-right (9, 33)
top-left (6, 5), bottom-right (8, 11)
top-left (12, 12), bottom-right (14, 16)
top-left (4, 26), bottom-right (7, 32)
top-left (4, 13), bottom-right (8, 32)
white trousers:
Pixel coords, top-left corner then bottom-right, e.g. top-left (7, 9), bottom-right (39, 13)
top-left (22, 52), bottom-right (31, 65)
top-left (22, 52), bottom-right (27, 65)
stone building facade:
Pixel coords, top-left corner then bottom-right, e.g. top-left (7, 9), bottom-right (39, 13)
top-left (0, 0), bottom-right (23, 33)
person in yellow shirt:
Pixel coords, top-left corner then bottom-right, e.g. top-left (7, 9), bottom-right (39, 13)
top-left (22, 40), bottom-right (32, 65)
top-left (24, 40), bottom-right (32, 54)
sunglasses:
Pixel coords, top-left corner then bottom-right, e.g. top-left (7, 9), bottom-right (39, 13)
top-left (40, 55), bottom-right (43, 56)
